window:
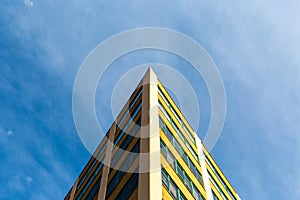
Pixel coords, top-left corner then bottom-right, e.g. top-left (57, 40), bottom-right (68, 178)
top-left (106, 141), bottom-right (140, 198)
top-left (76, 162), bottom-right (104, 200)
top-left (106, 170), bottom-right (126, 197)
top-left (161, 141), bottom-right (204, 200)
top-left (159, 117), bottom-right (200, 177)
top-left (111, 120), bottom-right (140, 168)
top-left (77, 143), bottom-right (107, 190)
top-left (158, 105), bottom-right (198, 161)
top-left (117, 87), bottom-right (142, 129)
top-left (114, 103), bottom-right (142, 146)
top-left (158, 86), bottom-right (195, 143)
top-left (160, 140), bottom-right (175, 169)
top-left (115, 173), bottom-right (138, 200)
top-left (129, 87), bottom-right (142, 109)
top-left (161, 168), bottom-right (188, 200)
top-left (205, 153), bottom-right (236, 200)
top-left (85, 179), bottom-right (101, 200)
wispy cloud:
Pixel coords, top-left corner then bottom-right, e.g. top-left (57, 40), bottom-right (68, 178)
top-left (24, 0), bottom-right (33, 7)
top-left (1, 0), bottom-right (300, 199)
top-left (0, 126), bottom-right (14, 136)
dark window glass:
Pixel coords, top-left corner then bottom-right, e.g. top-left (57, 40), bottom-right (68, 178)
top-left (86, 178), bottom-right (101, 200)
top-left (213, 191), bottom-right (219, 200)
top-left (161, 140), bottom-right (204, 200)
top-left (162, 170), bottom-right (168, 187)
top-left (106, 170), bottom-right (126, 197)
top-left (158, 86), bottom-right (195, 143)
top-left (114, 102), bottom-right (142, 146)
top-left (106, 141), bottom-right (140, 198)
top-left (161, 168), bottom-right (188, 200)
top-left (76, 162), bottom-right (104, 200)
top-left (129, 87), bottom-right (142, 109)
top-left (169, 180), bottom-right (177, 199)
top-left (115, 173), bottom-right (138, 200)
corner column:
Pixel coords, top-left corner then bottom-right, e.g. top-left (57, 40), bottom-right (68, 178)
top-left (138, 68), bottom-right (162, 200)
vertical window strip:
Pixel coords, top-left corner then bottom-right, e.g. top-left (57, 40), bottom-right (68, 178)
top-left (76, 162), bottom-right (104, 200)
top-left (158, 86), bottom-right (195, 143)
top-left (208, 170), bottom-right (228, 200)
top-left (111, 125), bottom-right (140, 168)
top-left (77, 143), bottom-right (107, 190)
top-left (129, 87), bottom-right (143, 109)
top-left (161, 168), bottom-right (188, 200)
top-left (161, 140), bottom-right (204, 200)
top-left (204, 153), bottom-right (237, 200)
top-left (106, 140), bottom-right (140, 198)
top-left (117, 92), bottom-right (142, 133)
top-left (114, 102), bottom-right (142, 146)
top-left (158, 112), bottom-right (198, 161)
top-left (115, 172), bottom-right (139, 200)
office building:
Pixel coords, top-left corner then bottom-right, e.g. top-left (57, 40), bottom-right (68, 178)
top-left (65, 68), bottom-right (240, 200)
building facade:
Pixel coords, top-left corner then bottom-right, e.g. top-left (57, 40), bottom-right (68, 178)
top-left (65, 68), bottom-right (240, 200)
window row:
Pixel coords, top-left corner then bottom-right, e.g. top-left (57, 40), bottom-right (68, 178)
top-left (158, 86), bottom-right (195, 143)
top-left (159, 102), bottom-right (198, 160)
top-left (118, 88), bottom-right (142, 128)
top-left (129, 87), bottom-right (142, 109)
top-left (159, 117), bottom-right (198, 165)
top-left (208, 170), bottom-right (227, 200)
top-left (76, 161), bottom-right (103, 200)
top-left (77, 143), bottom-right (107, 190)
top-left (162, 168), bottom-right (187, 200)
top-left (204, 153), bottom-right (237, 200)
top-left (161, 141), bottom-right (204, 200)
top-left (114, 102), bottom-right (142, 146)
top-left (106, 141), bottom-right (140, 198)
top-left (115, 172), bottom-right (138, 200)
top-left (85, 178), bottom-right (101, 200)
top-left (111, 118), bottom-right (141, 168)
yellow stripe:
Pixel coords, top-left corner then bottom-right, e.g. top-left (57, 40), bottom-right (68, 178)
top-left (206, 162), bottom-right (232, 200)
top-left (162, 184), bottom-right (173, 200)
top-left (162, 161), bottom-right (195, 200)
top-left (210, 182), bottom-right (224, 200)
top-left (158, 81), bottom-right (195, 138)
top-left (160, 130), bottom-right (206, 198)
top-left (107, 159), bottom-right (139, 200)
top-left (159, 110), bottom-right (201, 174)
top-left (203, 146), bottom-right (239, 199)
top-left (158, 94), bottom-right (196, 149)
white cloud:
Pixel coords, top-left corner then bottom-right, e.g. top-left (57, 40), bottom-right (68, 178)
top-left (26, 176), bottom-right (33, 183)
top-left (6, 129), bottom-right (13, 136)
top-left (0, 126), bottom-right (13, 136)
top-left (24, 0), bottom-right (33, 7)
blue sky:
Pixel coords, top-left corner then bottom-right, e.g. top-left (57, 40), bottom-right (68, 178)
top-left (1, 0), bottom-right (300, 199)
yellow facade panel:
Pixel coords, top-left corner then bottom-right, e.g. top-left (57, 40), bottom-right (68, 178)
top-left (157, 82), bottom-right (195, 138)
top-left (158, 94), bottom-right (197, 151)
top-left (159, 111), bottom-right (201, 172)
top-left (202, 146), bottom-right (238, 199)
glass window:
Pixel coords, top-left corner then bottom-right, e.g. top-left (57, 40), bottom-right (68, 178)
top-left (161, 168), bottom-right (188, 200)
top-left (115, 173), bottom-right (138, 200)
top-left (169, 179), bottom-right (177, 198)
top-left (158, 86), bottom-right (195, 143)
top-left (129, 87), bottom-right (142, 109)
top-left (85, 179), bottom-right (101, 200)
top-left (114, 103), bottom-right (142, 146)
top-left (76, 161), bottom-right (104, 200)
